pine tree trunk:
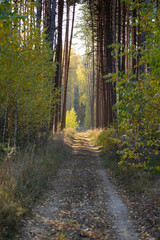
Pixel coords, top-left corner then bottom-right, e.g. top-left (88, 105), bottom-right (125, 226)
top-left (49, 0), bottom-right (56, 48)
top-left (122, 1), bottom-right (126, 73)
top-left (14, 91), bottom-right (18, 146)
top-left (37, 0), bottom-right (42, 29)
top-left (132, 0), bottom-right (137, 75)
top-left (96, 2), bottom-right (101, 128)
top-left (61, 0), bottom-right (69, 131)
top-left (126, 3), bottom-right (129, 72)
top-left (89, 0), bottom-right (95, 129)
top-left (54, 0), bottom-right (64, 132)
top-left (104, 0), bottom-right (113, 127)
top-left (61, 1), bottom-right (75, 130)
top-left (112, 0), bottom-right (117, 110)
top-left (118, 0), bottom-right (121, 73)
top-left (96, 30), bottom-right (100, 128)
top-left (3, 91), bottom-right (8, 143)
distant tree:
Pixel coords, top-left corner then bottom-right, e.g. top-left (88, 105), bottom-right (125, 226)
top-left (73, 86), bottom-right (80, 119)
top-left (66, 108), bottom-right (79, 129)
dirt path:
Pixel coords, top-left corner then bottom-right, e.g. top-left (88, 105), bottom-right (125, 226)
top-left (16, 133), bottom-right (141, 240)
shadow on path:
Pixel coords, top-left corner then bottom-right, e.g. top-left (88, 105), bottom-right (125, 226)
top-left (16, 133), bottom-right (141, 240)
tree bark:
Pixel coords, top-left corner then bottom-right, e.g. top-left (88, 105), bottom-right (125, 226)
top-left (61, 1), bottom-right (75, 130)
top-left (118, 0), bottom-right (121, 73)
top-left (14, 91), bottom-right (18, 146)
top-left (126, 3), bottom-right (129, 72)
top-left (89, 0), bottom-right (95, 129)
top-left (104, 0), bottom-right (113, 126)
top-left (3, 90), bottom-right (8, 143)
top-left (49, 0), bottom-right (56, 49)
top-left (53, 0), bottom-right (64, 133)
top-left (132, 0), bottom-right (137, 75)
top-left (37, 0), bottom-right (42, 29)
top-left (122, 1), bottom-right (126, 73)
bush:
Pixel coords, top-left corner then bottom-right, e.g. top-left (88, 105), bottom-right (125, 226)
top-left (97, 128), bottom-right (116, 152)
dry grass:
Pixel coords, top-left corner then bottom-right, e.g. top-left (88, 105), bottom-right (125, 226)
top-left (86, 129), bottom-right (102, 146)
top-left (0, 137), bottom-right (69, 239)
top-left (63, 128), bottom-right (76, 144)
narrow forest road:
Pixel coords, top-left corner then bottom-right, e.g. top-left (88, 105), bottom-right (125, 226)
top-left (16, 133), bottom-right (141, 240)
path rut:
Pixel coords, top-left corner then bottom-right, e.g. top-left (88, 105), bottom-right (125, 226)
top-left (16, 133), bottom-right (141, 240)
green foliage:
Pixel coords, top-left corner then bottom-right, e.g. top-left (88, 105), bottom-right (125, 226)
top-left (66, 108), bottom-right (79, 129)
top-left (140, 6), bottom-right (160, 89)
top-left (107, 72), bottom-right (160, 170)
top-left (86, 127), bottom-right (116, 153)
top-left (0, 0), bottom-right (57, 144)
top-left (105, 1), bottom-right (160, 171)
top-left (97, 128), bottom-right (116, 153)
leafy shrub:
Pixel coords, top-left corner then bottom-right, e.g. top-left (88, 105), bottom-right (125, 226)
top-left (97, 128), bottom-right (116, 152)
top-left (116, 75), bottom-right (159, 169)
top-left (104, 3), bottom-right (160, 171)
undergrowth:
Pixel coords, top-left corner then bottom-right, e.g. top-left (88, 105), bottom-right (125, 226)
top-left (64, 128), bottom-right (76, 144)
top-left (86, 129), bottom-right (102, 146)
top-left (0, 144), bottom-right (12, 162)
top-left (87, 128), bottom-right (160, 199)
top-left (0, 137), bottom-right (69, 239)
top-left (97, 128), bottom-right (116, 152)
top-left (105, 155), bottom-right (154, 194)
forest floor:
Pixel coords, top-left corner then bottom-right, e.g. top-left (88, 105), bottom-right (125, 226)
top-left (15, 133), bottom-right (157, 240)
